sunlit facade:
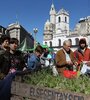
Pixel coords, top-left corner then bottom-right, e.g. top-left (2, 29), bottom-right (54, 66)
top-left (43, 3), bottom-right (90, 51)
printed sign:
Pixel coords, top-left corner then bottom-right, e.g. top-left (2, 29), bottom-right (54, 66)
top-left (11, 81), bottom-right (89, 100)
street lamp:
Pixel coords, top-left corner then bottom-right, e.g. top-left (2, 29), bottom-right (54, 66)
top-left (33, 28), bottom-right (38, 48)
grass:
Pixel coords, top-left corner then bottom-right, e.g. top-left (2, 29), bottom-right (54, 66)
top-left (23, 68), bottom-right (90, 95)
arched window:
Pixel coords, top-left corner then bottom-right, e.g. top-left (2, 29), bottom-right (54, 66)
top-left (58, 17), bottom-right (61, 23)
top-left (50, 41), bottom-right (52, 47)
top-left (45, 42), bottom-right (47, 45)
top-left (68, 39), bottom-right (72, 45)
top-left (75, 38), bottom-right (79, 45)
top-left (58, 39), bottom-right (61, 46)
top-left (65, 17), bottom-right (67, 23)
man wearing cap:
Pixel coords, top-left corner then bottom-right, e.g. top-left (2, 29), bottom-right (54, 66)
top-left (74, 38), bottom-right (90, 73)
top-left (74, 38), bottom-right (90, 65)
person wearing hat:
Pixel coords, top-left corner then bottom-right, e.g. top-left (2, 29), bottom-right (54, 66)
top-left (74, 38), bottom-right (90, 72)
top-left (0, 34), bottom-right (10, 79)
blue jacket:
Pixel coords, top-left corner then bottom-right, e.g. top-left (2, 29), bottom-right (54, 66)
top-left (27, 53), bottom-right (41, 71)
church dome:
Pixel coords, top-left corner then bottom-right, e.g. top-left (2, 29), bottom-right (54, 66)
top-left (45, 20), bottom-right (50, 26)
top-left (44, 20), bottom-right (52, 31)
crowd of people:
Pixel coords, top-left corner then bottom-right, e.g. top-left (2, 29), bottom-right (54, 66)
top-left (0, 34), bottom-right (90, 100)
top-left (0, 35), bottom-right (27, 80)
top-left (56, 38), bottom-right (90, 76)
top-left (0, 34), bottom-right (56, 80)
top-left (1, 34), bottom-right (90, 79)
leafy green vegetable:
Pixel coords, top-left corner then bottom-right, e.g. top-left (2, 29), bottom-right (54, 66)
top-left (23, 68), bottom-right (90, 95)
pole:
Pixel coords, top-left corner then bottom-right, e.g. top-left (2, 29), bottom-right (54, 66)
top-left (33, 28), bottom-right (38, 49)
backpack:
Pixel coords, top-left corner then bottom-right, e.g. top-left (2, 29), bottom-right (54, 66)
top-left (27, 53), bottom-right (41, 71)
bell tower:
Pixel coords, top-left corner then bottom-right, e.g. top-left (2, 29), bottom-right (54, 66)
top-left (49, 3), bottom-right (56, 24)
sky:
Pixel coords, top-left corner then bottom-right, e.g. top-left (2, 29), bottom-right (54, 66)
top-left (0, 0), bottom-right (90, 44)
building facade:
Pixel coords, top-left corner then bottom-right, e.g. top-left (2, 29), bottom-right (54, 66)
top-left (7, 22), bottom-right (34, 49)
top-left (0, 25), bottom-right (7, 37)
top-left (43, 3), bottom-right (90, 51)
